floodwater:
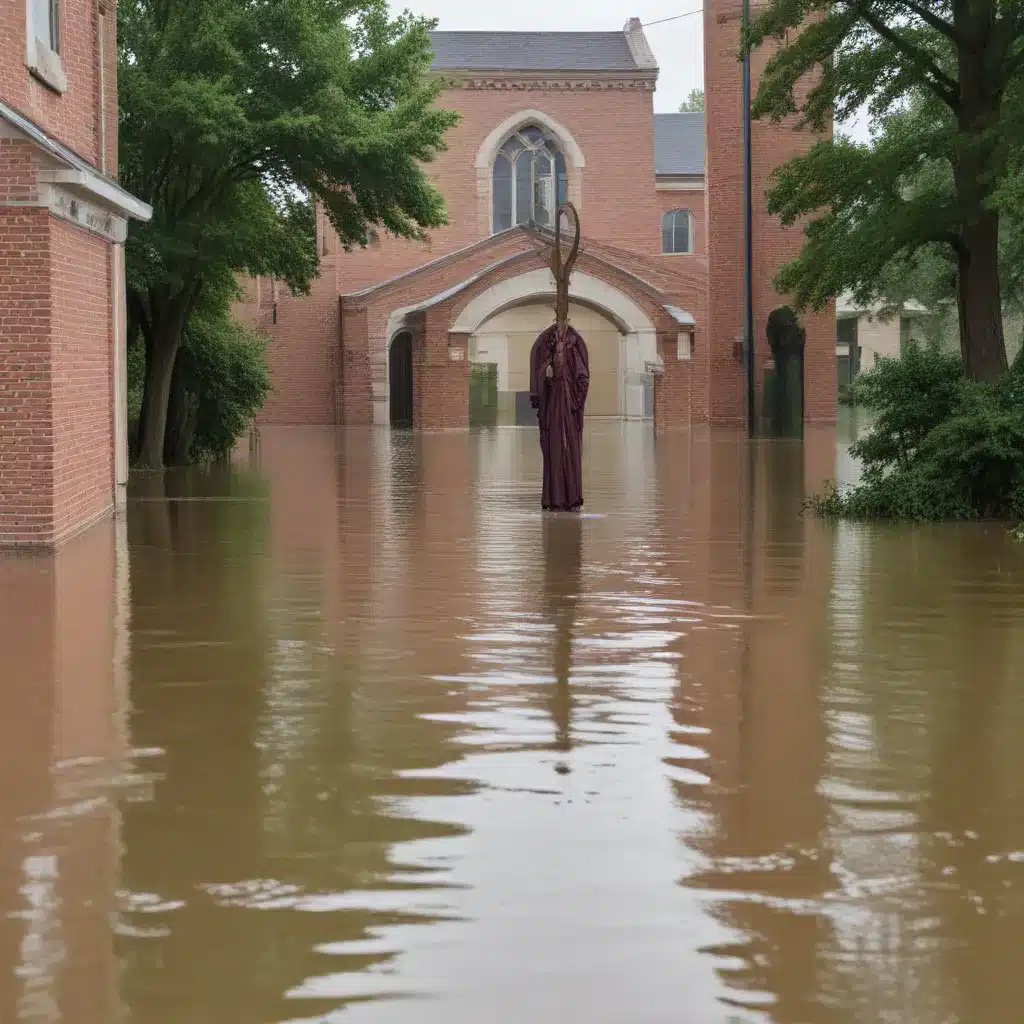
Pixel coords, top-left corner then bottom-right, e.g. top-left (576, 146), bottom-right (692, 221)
top-left (2, 417), bottom-right (1024, 1024)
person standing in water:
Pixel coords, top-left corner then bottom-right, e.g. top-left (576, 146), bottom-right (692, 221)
top-left (529, 203), bottom-right (590, 512)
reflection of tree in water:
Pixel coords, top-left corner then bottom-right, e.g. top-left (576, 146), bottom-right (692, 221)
top-left (542, 514), bottom-right (583, 754)
top-left (822, 525), bottom-right (1024, 1020)
top-left (119, 457), bottom-right (474, 1022)
top-left (669, 439), bottom-right (838, 1022)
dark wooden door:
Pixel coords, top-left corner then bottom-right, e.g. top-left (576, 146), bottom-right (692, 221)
top-left (389, 332), bottom-right (413, 427)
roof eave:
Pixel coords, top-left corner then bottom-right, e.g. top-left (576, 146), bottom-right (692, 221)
top-left (1, 98), bottom-right (152, 223)
top-left (431, 68), bottom-right (657, 82)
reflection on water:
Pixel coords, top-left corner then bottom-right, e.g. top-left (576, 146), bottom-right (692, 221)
top-left (2, 421), bottom-right (1023, 1023)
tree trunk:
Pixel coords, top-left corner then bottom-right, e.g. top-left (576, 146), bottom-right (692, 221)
top-left (955, 207), bottom-right (1008, 382)
top-left (163, 348), bottom-right (197, 465)
top-left (136, 324), bottom-right (181, 469)
top-left (953, 28), bottom-right (1008, 382)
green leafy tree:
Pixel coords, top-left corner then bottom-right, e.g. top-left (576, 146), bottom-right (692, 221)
top-left (118, 0), bottom-right (459, 467)
top-left (746, 0), bottom-right (1024, 382)
top-left (678, 88), bottom-right (705, 112)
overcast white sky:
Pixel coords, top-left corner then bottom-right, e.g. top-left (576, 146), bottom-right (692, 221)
top-left (393, 1), bottom-right (873, 141)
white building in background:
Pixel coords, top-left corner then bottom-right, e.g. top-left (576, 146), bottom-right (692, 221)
top-left (835, 293), bottom-right (933, 389)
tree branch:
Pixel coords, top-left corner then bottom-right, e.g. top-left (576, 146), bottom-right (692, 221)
top-left (850, 2), bottom-right (960, 108)
top-left (895, 0), bottom-right (959, 41)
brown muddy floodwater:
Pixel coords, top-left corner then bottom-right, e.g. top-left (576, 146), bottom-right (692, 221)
top-left (2, 417), bottom-right (1024, 1024)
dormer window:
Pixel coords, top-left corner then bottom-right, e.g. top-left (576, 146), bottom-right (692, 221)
top-left (492, 125), bottom-right (568, 233)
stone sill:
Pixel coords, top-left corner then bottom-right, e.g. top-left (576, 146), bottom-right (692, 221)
top-left (28, 38), bottom-right (67, 94)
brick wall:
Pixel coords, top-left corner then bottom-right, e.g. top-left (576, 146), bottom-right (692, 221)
top-left (252, 274), bottom-right (339, 425)
top-left (654, 331), bottom-right (693, 429)
top-left (704, 0), bottom-right (837, 425)
top-left (411, 320), bottom-right (469, 429)
top-left (0, 200), bottom-right (54, 542)
top-left (1, 146), bottom-right (116, 545)
top-left (0, 0), bottom-right (105, 167)
top-left (51, 218), bottom-right (114, 539)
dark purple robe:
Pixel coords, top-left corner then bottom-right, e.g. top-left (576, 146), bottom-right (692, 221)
top-left (529, 325), bottom-right (590, 511)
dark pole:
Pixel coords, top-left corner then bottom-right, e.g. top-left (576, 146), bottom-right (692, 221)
top-left (742, 0), bottom-right (755, 437)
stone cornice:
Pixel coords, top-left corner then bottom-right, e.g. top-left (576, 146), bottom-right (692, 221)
top-left (437, 71), bottom-right (658, 93)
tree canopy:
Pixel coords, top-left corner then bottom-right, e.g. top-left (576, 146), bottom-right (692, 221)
top-left (118, 0), bottom-right (459, 466)
top-left (678, 88), bottom-right (705, 112)
top-left (746, 0), bottom-right (1024, 381)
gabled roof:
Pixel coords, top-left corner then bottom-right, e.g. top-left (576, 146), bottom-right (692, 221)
top-left (429, 31), bottom-right (642, 72)
top-left (654, 112), bottom-right (705, 176)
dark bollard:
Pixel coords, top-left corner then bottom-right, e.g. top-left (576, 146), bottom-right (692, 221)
top-left (764, 306), bottom-right (805, 438)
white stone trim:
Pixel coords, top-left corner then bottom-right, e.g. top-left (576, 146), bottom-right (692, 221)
top-left (25, 0), bottom-right (66, 94)
top-left (474, 110), bottom-right (586, 170)
top-left (39, 169), bottom-right (152, 222)
top-left (451, 268), bottom-right (655, 336)
top-left (38, 183), bottom-right (128, 242)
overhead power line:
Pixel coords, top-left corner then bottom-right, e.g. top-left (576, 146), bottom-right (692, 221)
top-left (641, 7), bottom-right (704, 27)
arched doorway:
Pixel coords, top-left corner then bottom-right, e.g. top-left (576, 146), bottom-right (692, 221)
top-left (389, 331), bottom-right (413, 427)
top-left (470, 302), bottom-right (623, 425)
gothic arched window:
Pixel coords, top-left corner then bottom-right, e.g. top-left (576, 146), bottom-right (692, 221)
top-left (492, 125), bottom-right (568, 233)
top-left (662, 209), bottom-right (694, 254)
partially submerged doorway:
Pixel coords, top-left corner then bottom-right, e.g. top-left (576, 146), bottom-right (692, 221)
top-left (389, 331), bottom-right (413, 427)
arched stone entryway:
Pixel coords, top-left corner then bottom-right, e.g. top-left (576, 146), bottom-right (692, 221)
top-left (451, 267), bottom-right (660, 425)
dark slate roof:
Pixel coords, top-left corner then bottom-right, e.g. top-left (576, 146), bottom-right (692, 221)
top-left (654, 112), bottom-right (706, 175)
top-left (429, 31), bottom-right (641, 72)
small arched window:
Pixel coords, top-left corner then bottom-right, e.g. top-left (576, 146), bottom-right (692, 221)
top-left (492, 125), bottom-right (568, 233)
top-left (662, 209), bottom-right (694, 254)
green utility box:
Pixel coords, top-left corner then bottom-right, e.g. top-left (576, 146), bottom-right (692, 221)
top-left (469, 363), bottom-right (498, 427)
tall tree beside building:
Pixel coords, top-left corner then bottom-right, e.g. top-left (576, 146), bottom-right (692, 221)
top-left (746, 0), bottom-right (1024, 381)
top-left (118, 0), bottom-right (459, 468)
top-left (678, 88), bottom-right (705, 112)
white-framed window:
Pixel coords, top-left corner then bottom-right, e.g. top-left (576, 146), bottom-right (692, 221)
top-left (27, 0), bottom-right (65, 93)
top-left (662, 208), bottom-right (694, 254)
top-left (492, 125), bottom-right (568, 233)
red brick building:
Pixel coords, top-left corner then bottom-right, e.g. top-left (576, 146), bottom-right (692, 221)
top-left (1, 0), bottom-right (152, 548)
top-left (237, 12), bottom-right (836, 432)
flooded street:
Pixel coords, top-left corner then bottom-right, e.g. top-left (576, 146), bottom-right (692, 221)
top-left (2, 420), bottom-right (1024, 1023)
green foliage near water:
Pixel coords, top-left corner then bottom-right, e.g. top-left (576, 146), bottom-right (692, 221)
top-left (128, 306), bottom-right (271, 464)
top-left (808, 343), bottom-right (1024, 522)
top-left (745, 1), bottom-right (1024, 382)
top-left (119, 0), bottom-right (459, 468)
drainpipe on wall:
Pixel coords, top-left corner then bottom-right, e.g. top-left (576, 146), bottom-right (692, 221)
top-left (98, 0), bottom-right (130, 506)
top-left (741, 0), bottom-right (756, 438)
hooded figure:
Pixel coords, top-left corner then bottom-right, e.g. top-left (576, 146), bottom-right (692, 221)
top-left (530, 325), bottom-right (589, 511)
top-left (529, 202), bottom-right (590, 511)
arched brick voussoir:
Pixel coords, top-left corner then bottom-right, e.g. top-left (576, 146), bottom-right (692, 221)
top-left (442, 247), bottom-right (683, 337)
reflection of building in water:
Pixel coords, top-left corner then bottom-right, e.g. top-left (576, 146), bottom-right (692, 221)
top-left (655, 430), bottom-right (841, 1020)
top-left (119, 428), bottom-right (481, 1021)
top-left (0, 523), bottom-right (130, 1024)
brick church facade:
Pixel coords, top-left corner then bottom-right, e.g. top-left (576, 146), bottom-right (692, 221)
top-left (236, 12), bottom-right (836, 432)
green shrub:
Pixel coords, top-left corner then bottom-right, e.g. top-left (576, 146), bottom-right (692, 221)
top-left (127, 310), bottom-right (271, 465)
top-left (179, 312), bottom-right (272, 462)
top-left (807, 342), bottom-right (1024, 521)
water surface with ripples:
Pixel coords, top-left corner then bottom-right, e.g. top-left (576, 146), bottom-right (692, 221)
top-left (2, 417), bottom-right (1023, 1023)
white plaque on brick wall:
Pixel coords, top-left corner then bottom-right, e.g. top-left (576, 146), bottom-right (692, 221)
top-left (39, 184), bottom-right (127, 243)
top-left (448, 347), bottom-right (465, 362)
